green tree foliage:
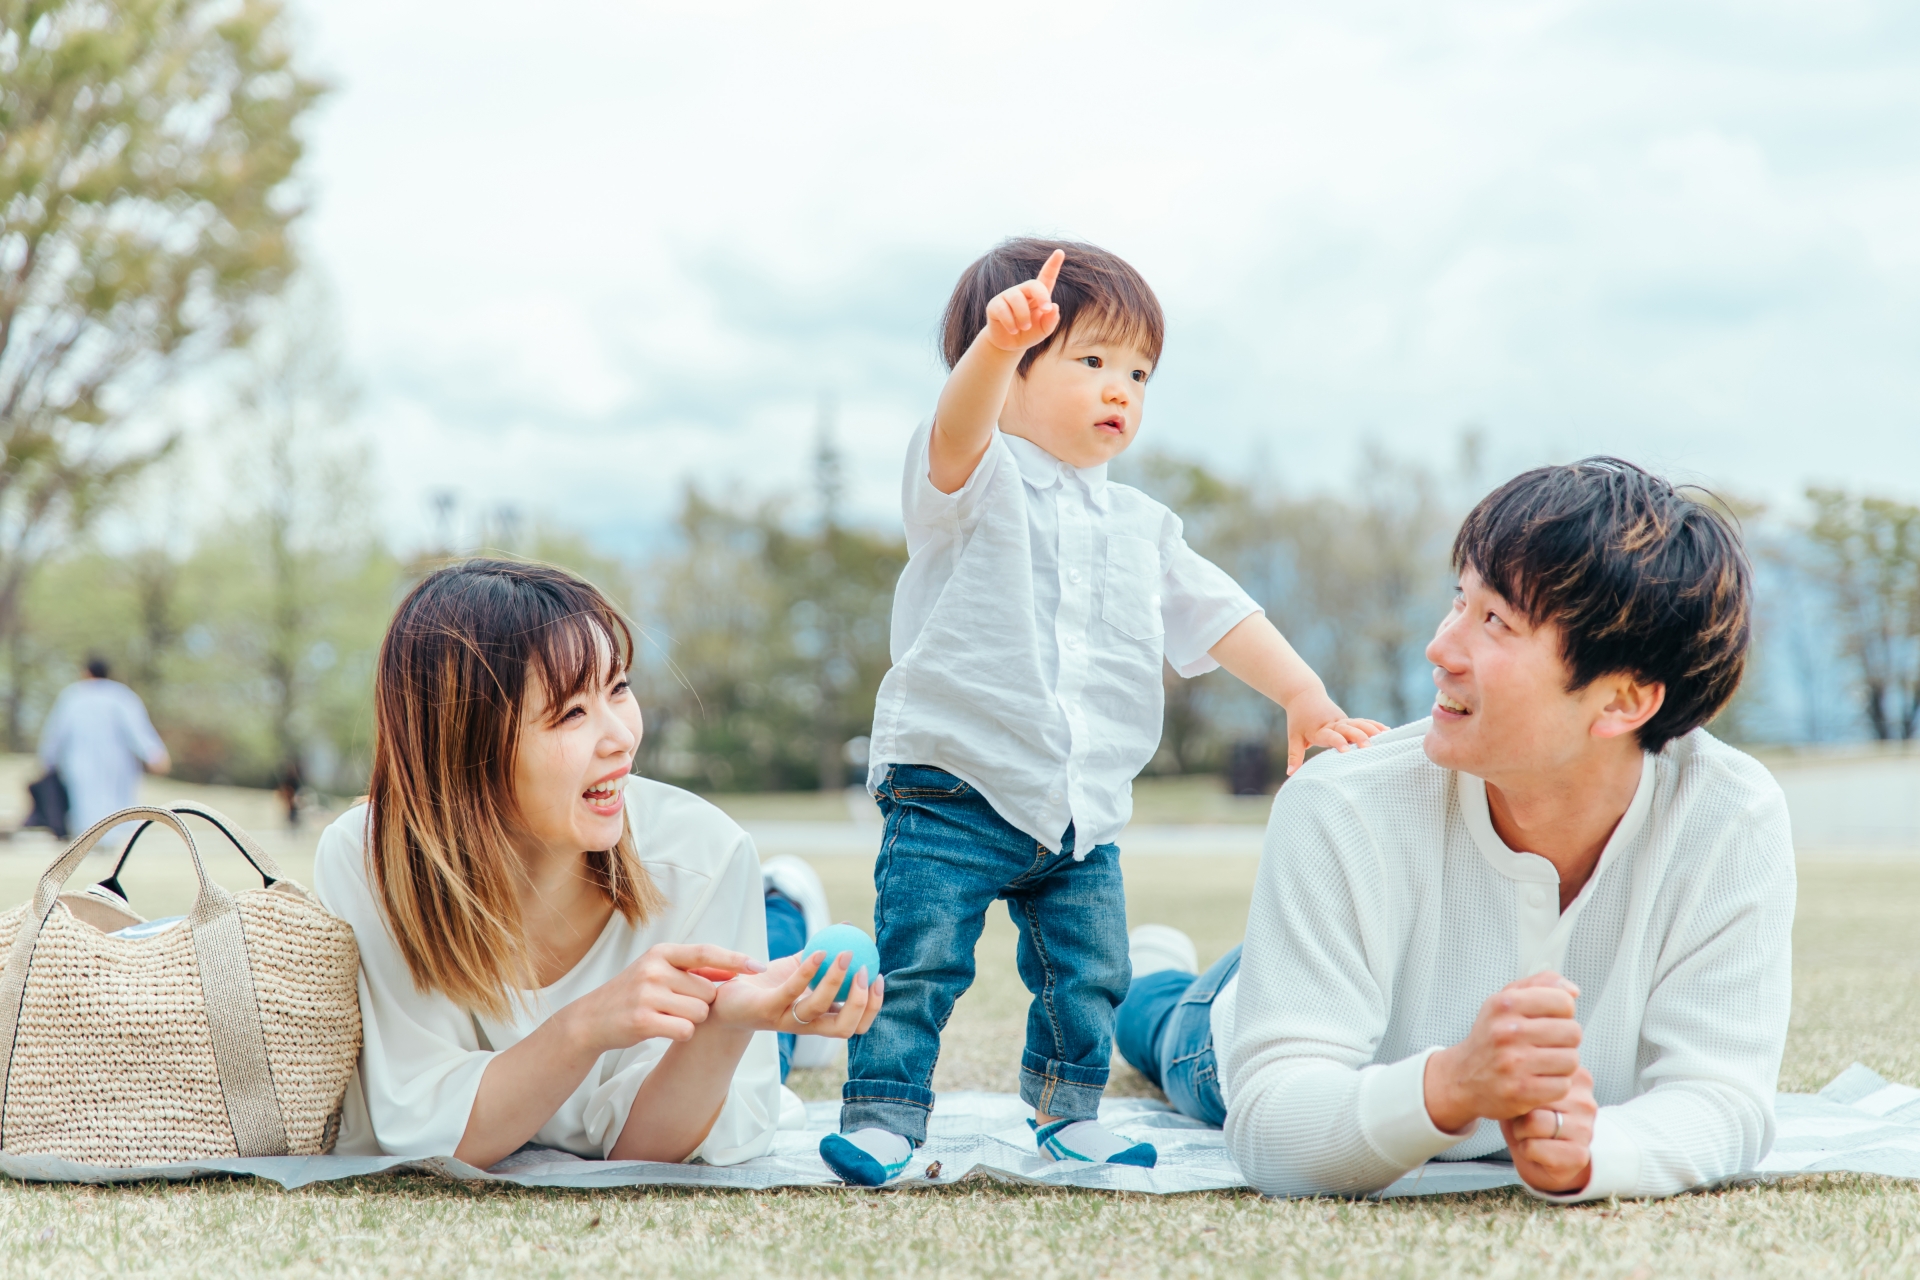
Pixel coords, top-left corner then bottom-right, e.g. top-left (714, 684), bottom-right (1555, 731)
top-left (639, 473), bottom-right (907, 794)
top-left (0, 0), bottom-right (321, 645)
top-left (1118, 447), bottom-right (1459, 773)
top-left (1803, 489), bottom-right (1920, 740)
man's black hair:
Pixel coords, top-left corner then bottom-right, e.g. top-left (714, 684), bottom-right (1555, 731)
top-left (85, 655), bottom-right (110, 680)
top-left (1453, 457), bottom-right (1752, 752)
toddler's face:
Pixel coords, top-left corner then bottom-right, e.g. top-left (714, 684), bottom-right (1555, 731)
top-left (999, 327), bottom-right (1153, 469)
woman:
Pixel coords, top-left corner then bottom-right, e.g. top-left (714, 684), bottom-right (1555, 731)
top-left (317, 560), bottom-right (880, 1168)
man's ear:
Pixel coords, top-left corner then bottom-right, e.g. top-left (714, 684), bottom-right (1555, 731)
top-left (1591, 675), bottom-right (1666, 742)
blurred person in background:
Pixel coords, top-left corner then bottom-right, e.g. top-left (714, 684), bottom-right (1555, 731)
top-left (37, 656), bottom-right (171, 845)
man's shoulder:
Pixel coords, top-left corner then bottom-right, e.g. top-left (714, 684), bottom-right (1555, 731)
top-left (1660, 729), bottom-right (1788, 813)
top-left (1269, 720), bottom-right (1448, 828)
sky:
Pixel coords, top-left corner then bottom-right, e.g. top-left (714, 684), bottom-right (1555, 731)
top-left (293, 0), bottom-right (1920, 551)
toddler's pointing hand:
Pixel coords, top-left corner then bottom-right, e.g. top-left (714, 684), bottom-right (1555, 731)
top-left (982, 249), bottom-right (1065, 353)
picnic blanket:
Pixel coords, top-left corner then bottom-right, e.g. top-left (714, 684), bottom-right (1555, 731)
top-left (5, 1064), bottom-right (1917, 1195)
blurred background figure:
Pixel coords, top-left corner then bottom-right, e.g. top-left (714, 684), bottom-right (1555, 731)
top-left (36, 657), bottom-right (172, 846)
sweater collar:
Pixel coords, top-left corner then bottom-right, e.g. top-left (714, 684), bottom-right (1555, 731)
top-left (1458, 752), bottom-right (1658, 955)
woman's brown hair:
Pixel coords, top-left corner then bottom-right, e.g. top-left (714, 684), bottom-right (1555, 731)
top-left (367, 558), bottom-right (665, 1016)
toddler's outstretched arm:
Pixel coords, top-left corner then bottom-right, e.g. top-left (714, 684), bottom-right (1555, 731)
top-left (1209, 615), bottom-right (1389, 775)
top-left (928, 249), bottom-right (1065, 493)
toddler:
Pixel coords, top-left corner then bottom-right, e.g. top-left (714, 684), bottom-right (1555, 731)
top-left (818, 239), bottom-right (1385, 1186)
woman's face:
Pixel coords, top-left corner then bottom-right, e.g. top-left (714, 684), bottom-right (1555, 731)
top-left (512, 650), bottom-right (642, 861)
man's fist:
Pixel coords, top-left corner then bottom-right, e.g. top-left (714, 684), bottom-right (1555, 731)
top-left (1423, 971), bottom-right (1583, 1134)
top-left (983, 249), bottom-right (1064, 353)
top-left (1501, 1066), bottom-right (1597, 1195)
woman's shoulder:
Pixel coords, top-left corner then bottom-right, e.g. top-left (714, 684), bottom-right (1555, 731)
top-left (622, 776), bottom-right (755, 874)
top-left (312, 802), bottom-right (375, 907)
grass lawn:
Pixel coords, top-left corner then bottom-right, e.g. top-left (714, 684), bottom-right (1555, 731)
top-left (1, 820), bottom-right (1917, 1276)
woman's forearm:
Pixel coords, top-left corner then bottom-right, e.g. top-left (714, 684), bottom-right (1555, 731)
top-left (454, 1010), bottom-right (603, 1169)
top-left (608, 1024), bottom-right (755, 1162)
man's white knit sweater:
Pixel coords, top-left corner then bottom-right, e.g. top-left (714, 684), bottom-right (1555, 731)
top-left (1219, 721), bottom-right (1796, 1201)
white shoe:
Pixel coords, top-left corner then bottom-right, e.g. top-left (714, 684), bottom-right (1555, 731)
top-left (1129, 924), bottom-right (1198, 978)
top-left (762, 855), bottom-right (831, 937)
top-left (763, 855), bottom-right (842, 1069)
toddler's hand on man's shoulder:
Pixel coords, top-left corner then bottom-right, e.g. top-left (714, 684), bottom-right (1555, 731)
top-left (1283, 691), bottom-right (1390, 776)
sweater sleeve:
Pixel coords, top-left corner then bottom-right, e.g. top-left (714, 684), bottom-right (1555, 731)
top-left (1222, 777), bottom-right (1470, 1196)
top-left (1533, 785), bottom-right (1798, 1203)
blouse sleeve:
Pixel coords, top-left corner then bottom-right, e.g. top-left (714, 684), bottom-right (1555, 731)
top-left (312, 812), bottom-right (496, 1158)
top-left (578, 828), bottom-right (784, 1164)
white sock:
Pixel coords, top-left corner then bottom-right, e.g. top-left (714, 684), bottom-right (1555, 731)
top-left (844, 1127), bottom-right (913, 1167)
top-left (1128, 924), bottom-right (1198, 978)
top-left (1034, 1118), bottom-right (1139, 1162)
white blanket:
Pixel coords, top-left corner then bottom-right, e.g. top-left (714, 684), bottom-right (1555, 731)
top-left (5, 1065), bottom-right (1918, 1194)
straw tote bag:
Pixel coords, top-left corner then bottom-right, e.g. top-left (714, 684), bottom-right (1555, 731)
top-left (0, 803), bottom-right (361, 1165)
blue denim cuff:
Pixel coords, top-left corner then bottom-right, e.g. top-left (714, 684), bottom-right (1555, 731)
top-left (1019, 1049), bottom-right (1109, 1122)
top-left (840, 1079), bottom-right (935, 1145)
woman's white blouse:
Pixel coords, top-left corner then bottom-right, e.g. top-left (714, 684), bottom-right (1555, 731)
top-left (314, 776), bottom-right (781, 1164)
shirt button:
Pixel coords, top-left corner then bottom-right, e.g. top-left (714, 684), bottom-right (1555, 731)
top-left (1049, 790), bottom-right (1062, 803)
top-left (1066, 635), bottom-right (1081, 649)
top-left (1070, 569), bottom-right (1082, 584)
top-left (1528, 888), bottom-right (1548, 908)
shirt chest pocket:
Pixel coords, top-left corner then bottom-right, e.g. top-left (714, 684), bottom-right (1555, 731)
top-left (1100, 535), bottom-right (1165, 642)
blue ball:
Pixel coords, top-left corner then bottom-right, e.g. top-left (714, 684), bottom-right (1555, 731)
top-left (803, 923), bottom-right (881, 1003)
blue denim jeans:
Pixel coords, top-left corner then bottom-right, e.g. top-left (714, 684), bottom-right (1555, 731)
top-left (764, 889), bottom-right (808, 1083)
top-left (843, 765), bottom-right (1130, 1143)
top-left (1112, 945), bottom-right (1241, 1128)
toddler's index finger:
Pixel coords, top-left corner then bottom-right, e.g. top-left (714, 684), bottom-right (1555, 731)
top-left (1035, 249), bottom-right (1065, 294)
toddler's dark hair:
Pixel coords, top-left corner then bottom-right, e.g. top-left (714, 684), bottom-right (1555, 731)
top-left (1452, 457), bottom-right (1752, 753)
top-left (940, 238), bottom-right (1164, 376)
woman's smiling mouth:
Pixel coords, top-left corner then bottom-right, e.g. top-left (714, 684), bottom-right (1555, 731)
top-left (583, 774), bottom-right (626, 815)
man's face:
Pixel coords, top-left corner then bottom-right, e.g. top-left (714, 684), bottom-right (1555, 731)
top-left (1422, 567), bottom-right (1605, 781)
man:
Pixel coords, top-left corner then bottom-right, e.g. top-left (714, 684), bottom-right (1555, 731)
top-left (1115, 458), bottom-right (1794, 1201)
top-left (38, 656), bottom-right (171, 844)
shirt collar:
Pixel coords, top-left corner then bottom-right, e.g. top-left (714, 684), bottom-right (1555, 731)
top-left (1000, 430), bottom-right (1110, 500)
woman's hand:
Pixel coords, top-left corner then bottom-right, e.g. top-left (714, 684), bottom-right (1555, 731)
top-left (560, 943), bottom-right (761, 1056)
top-left (710, 949), bottom-right (885, 1038)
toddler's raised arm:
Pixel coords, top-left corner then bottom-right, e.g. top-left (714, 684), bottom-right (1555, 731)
top-left (928, 249), bottom-right (1064, 493)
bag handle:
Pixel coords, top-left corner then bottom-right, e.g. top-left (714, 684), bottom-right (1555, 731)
top-left (97, 801), bottom-right (288, 904)
top-left (0, 805), bottom-right (290, 1157)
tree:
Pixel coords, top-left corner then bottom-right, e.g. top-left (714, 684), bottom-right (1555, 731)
top-left (639, 468), bottom-right (907, 793)
top-left (0, 0), bottom-right (322, 654)
top-left (228, 281), bottom-right (363, 777)
top-left (1803, 489), bottom-right (1920, 740)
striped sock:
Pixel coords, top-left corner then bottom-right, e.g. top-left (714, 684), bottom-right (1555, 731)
top-left (1030, 1118), bottom-right (1157, 1168)
top-left (819, 1127), bottom-right (914, 1186)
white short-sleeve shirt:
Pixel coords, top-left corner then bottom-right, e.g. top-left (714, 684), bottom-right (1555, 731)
top-left (868, 423), bottom-right (1260, 852)
top-left (314, 776), bottom-right (782, 1165)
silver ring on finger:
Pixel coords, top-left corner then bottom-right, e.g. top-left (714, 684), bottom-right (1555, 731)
top-left (789, 999), bottom-right (817, 1027)
top-left (1551, 1110), bottom-right (1563, 1140)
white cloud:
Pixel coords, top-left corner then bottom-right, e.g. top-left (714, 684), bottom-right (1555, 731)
top-left (295, 0), bottom-right (1920, 545)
